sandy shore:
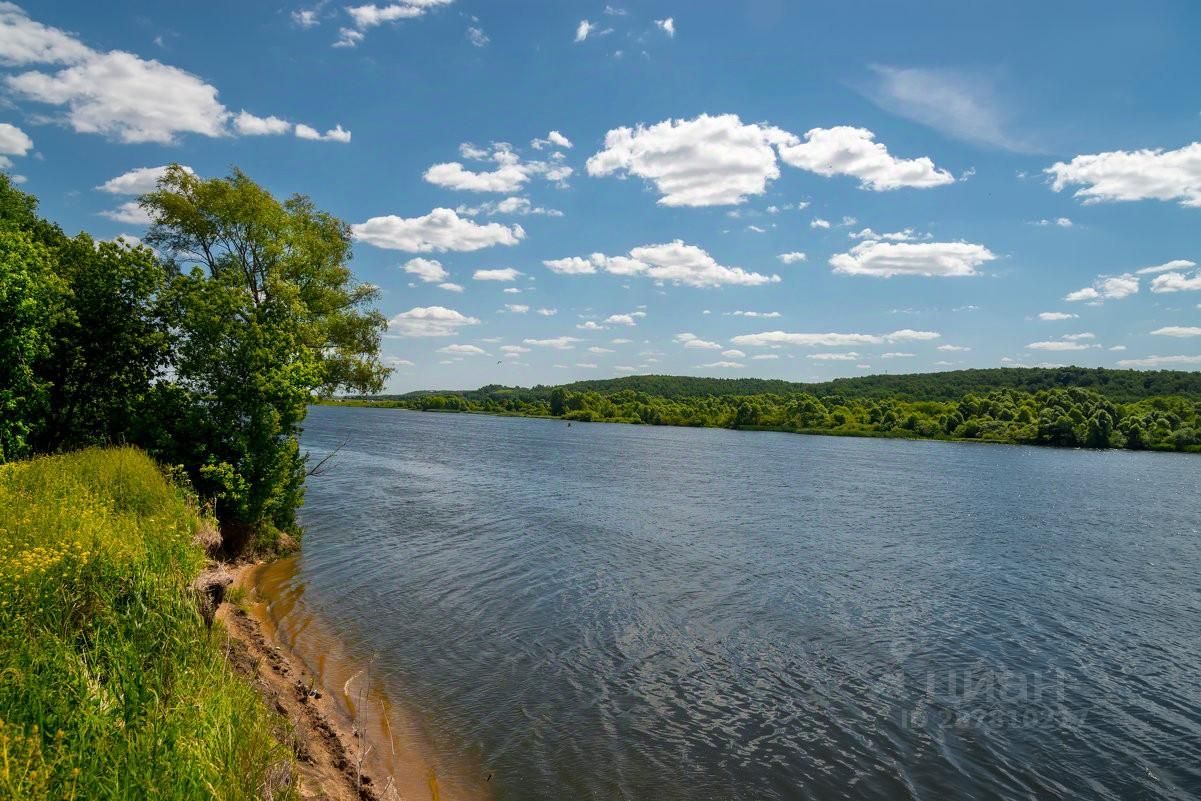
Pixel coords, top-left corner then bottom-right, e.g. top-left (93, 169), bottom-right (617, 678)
top-left (218, 560), bottom-right (490, 801)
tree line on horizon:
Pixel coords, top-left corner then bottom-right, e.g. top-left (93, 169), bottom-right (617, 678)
top-left (0, 170), bottom-right (387, 546)
top-left (348, 379), bottom-right (1201, 453)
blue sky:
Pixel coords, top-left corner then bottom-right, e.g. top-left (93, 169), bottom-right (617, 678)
top-left (3, 0), bottom-right (1200, 392)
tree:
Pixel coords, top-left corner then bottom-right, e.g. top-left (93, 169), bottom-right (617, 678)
top-left (0, 229), bottom-right (63, 461)
top-left (142, 166), bottom-right (388, 538)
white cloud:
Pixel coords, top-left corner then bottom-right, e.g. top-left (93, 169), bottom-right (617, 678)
top-left (603, 313), bottom-right (637, 326)
top-left (96, 164), bottom-right (195, 195)
top-left (751, 354), bottom-right (779, 360)
top-left (1151, 326), bottom-right (1201, 337)
top-left (674, 333), bottom-right (722, 350)
top-left (1038, 312), bottom-right (1078, 321)
top-left (295, 123), bottom-right (351, 142)
top-left (352, 208), bottom-right (524, 252)
top-left (730, 329), bottom-right (939, 348)
top-left (524, 336), bottom-right (582, 350)
top-left (655, 17), bottom-right (675, 37)
top-left (536, 307), bottom-right (557, 316)
top-left (1137, 259), bottom-right (1196, 275)
top-left (586, 113), bottom-right (790, 207)
top-left (233, 111), bottom-right (291, 136)
top-left (577, 321), bottom-right (607, 331)
top-left (810, 217), bottom-right (831, 229)
top-left (776, 126), bottom-right (954, 190)
top-left (777, 251), bottom-right (807, 264)
top-left (0, 3), bottom-right (93, 65)
top-left (438, 282), bottom-right (463, 292)
top-left (387, 305), bottom-right (480, 337)
top-left (531, 130), bottom-right (572, 150)
top-left (937, 344), bottom-right (971, 352)
top-left (426, 142), bottom-right (570, 192)
top-left (503, 287), bottom-right (521, 294)
top-left (292, 8), bottom-right (322, 28)
top-left (1116, 354), bottom-right (1201, 368)
top-left (863, 65), bottom-right (1032, 152)
top-left (699, 360), bottom-right (743, 369)
top-left (457, 196), bottom-right (563, 217)
top-left (500, 345), bottom-right (530, 354)
top-left (504, 303), bottom-right (529, 314)
top-left (1149, 270), bottom-right (1201, 293)
top-left (545, 240), bottom-right (779, 288)
top-left (1065, 273), bottom-right (1138, 302)
top-left (881, 352), bottom-right (914, 358)
top-left (1046, 142), bottom-right (1201, 207)
top-left (466, 26), bottom-right (488, 46)
top-left (807, 352), bottom-right (859, 361)
top-left (0, 122), bottom-right (32, 160)
top-left (588, 346), bottom-right (614, 354)
top-left (727, 310), bottom-right (781, 318)
top-left (575, 19), bottom-right (594, 41)
top-left (336, 0), bottom-right (453, 47)
top-left (402, 257), bottom-right (448, 283)
top-left (1062, 333), bottom-right (1095, 341)
top-left (849, 227), bottom-right (919, 241)
top-left (1031, 217), bottom-right (1073, 228)
top-left (438, 343), bottom-right (487, 356)
top-left (98, 201), bottom-right (152, 225)
top-left (474, 267), bottom-right (522, 281)
top-left (1027, 340), bottom-right (1093, 351)
top-left (829, 240), bottom-right (995, 278)
top-left (0, 6), bottom-right (336, 145)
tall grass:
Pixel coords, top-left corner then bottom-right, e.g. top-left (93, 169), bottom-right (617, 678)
top-left (0, 447), bottom-right (295, 800)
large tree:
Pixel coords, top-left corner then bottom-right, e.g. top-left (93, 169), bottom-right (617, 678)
top-left (142, 166), bottom-right (388, 538)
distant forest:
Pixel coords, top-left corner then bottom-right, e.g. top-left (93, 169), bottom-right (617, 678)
top-left (333, 367), bottom-right (1201, 453)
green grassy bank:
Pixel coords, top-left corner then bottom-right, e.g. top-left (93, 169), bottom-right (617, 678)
top-left (0, 448), bottom-right (294, 800)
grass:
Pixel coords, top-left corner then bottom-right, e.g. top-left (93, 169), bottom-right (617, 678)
top-left (0, 447), bottom-right (295, 800)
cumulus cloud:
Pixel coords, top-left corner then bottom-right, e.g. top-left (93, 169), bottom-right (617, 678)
top-left (1149, 270), bottom-right (1201, 293)
top-left (352, 208), bottom-right (524, 252)
top-left (295, 123), bottom-right (351, 142)
top-left (807, 352), bottom-right (860, 361)
top-left (531, 130), bottom-right (572, 150)
top-left (1027, 340), bottom-right (1094, 351)
top-left (674, 332), bottom-right (722, 350)
top-left (233, 111), bottom-right (292, 136)
top-left (1137, 259), bottom-right (1196, 275)
top-left (776, 126), bottom-right (955, 190)
top-left (586, 114), bottom-right (953, 206)
top-left (98, 202), bottom-right (152, 225)
top-left (335, 0), bottom-right (454, 47)
top-left (586, 114), bottom-right (790, 206)
top-left (810, 218), bottom-right (831, 229)
top-left (524, 336), bottom-right (582, 350)
top-left (438, 282), bottom-right (463, 292)
top-left (1046, 142), bottom-right (1201, 207)
top-left (699, 360), bottom-right (743, 369)
top-left (437, 343), bottom-right (487, 356)
top-left (1151, 326), bottom-right (1201, 337)
top-left (777, 251), bottom-right (807, 264)
top-left (0, 5), bottom-right (345, 145)
top-left (0, 122), bottom-right (32, 168)
top-left (426, 142), bottom-right (572, 192)
top-left (829, 240), bottom-right (995, 278)
top-left (730, 329), bottom-right (939, 348)
top-left (96, 164), bottom-right (195, 195)
top-left (655, 17), bottom-right (675, 37)
top-left (604, 313), bottom-right (638, 326)
top-left (937, 344), bottom-right (971, 352)
top-left (387, 305), bottom-right (480, 337)
top-left (504, 303), bottom-right (529, 314)
top-left (1038, 312), bottom-right (1078, 321)
top-left (474, 267), bottom-right (522, 281)
top-left (544, 240), bottom-right (779, 287)
top-left (727, 310), bottom-right (781, 318)
top-left (849, 227), bottom-right (919, 241)
top-left (1064, 273), bottom-right (1139, 302)
top-left (402, 257), bottom-right (448, 283)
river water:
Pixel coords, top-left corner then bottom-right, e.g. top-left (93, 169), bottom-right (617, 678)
top-left (265, 404), bottom-right (1201, 800)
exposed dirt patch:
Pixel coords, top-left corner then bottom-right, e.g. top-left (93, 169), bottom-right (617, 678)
top-left (218, 572), bottom-right (383, 801)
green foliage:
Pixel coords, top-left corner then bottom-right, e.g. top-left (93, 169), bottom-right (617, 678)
top-left (0, 229), bottom-right (63, 462)
top-left (348, 379), bottom-right (1201, 454)
top-left (138, 166), bottom-right (388, 533)
top-left (0, 448), bottom-right (296, 800)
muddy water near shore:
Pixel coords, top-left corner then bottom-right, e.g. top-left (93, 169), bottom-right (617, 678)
top-left (248, 556), bottom-right (493, 801)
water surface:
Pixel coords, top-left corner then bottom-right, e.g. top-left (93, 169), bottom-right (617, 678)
top-left (278, 405), bottom-right (1201, 800)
